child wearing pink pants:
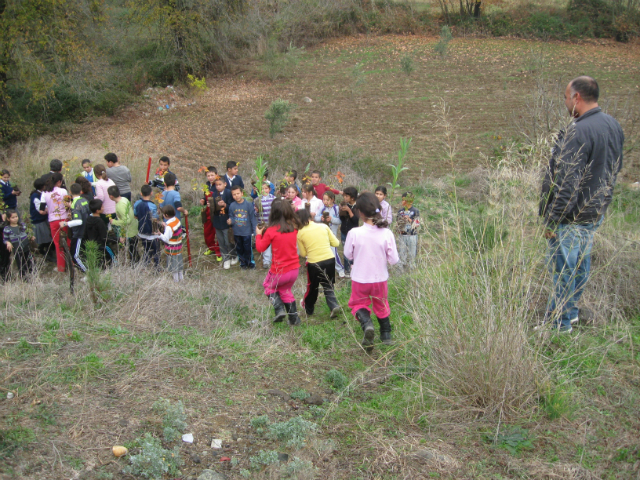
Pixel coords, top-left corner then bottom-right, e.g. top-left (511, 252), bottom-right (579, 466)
top-left (344, 192), bottom-right (399, 351)
top-left (255, 199), bottom-right (302, 326)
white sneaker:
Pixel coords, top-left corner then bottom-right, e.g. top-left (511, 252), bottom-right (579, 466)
top-left (338, 271), bottom-right (345, 278)
top-left (230, 257), bottom-right (239, 266)
top-left (223, 260), bottom-right (231, 270)
top-left (570, 316), bottom-right (579, 324)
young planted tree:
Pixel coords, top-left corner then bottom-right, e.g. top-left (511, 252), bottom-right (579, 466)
top-left (252, 155), bottom-right (269, 223)
top-left (388, 137), bottom-right (412, 197)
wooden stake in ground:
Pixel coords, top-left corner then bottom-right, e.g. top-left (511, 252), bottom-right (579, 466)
top-left (184, 215), bottom-right (192, 267)
top-left (145, 157), bottom-right (152, 184)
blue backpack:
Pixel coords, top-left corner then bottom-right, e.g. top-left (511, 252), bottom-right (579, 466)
top-left (136, 200), bottom-right (154, 235)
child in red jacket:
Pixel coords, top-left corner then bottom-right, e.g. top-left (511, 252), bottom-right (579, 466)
top-left (255, 199), bottom-right (302, 326)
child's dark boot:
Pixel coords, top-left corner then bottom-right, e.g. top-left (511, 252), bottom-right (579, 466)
top-left (269, 293), bottom-right (286, 323)
top-left (285, 302), bottom-right (301, 326)
top-left (355, 309), bottom-right (375, 351)
top-left (377, 317), bottom-right (393, 345)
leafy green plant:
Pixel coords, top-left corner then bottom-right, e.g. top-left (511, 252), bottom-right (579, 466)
top-left (325, 369), bottom-right (348, 391)
top-left (265, 99), bottom-right (295, 138)
top-left (124, 433), bottom-right (182, 479)
top-left (152, 398), bottom-right (187, 442)
top-left (253, 155), bottom-right (269, 218)
top-left (484, 426), bottom-right (534, 455)
top-left (187, 74), bottom-right (207, 91)
top-left (434, 26), bottom-right (453, 58)
top-left (388, 137), bottom-right (411, 197)
top-left (249, 449), bottom-right (280, 470)
top-left (401, 55), bottom-right (414, 75)
top-left (268, 416), bottom-right (318, 448)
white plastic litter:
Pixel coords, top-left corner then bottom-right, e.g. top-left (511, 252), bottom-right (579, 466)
top-left (182, 433), bottom-right (194, 443)
top-left (211, 439), bottom-right (222, 449)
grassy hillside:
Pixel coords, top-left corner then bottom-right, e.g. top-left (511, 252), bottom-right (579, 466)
top-left (1, 35), bottom-right (640, 479)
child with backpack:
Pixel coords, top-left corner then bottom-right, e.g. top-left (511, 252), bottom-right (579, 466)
top-left (156, 205), bottom-right (184, 282)
top-left (134, 185), bottom-right (160, 266)
top-left (60, 184), bottom-right (90, 272)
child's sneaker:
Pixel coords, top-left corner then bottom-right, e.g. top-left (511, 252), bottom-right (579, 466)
top-left (223, 260), bottom-right (231, 270)
top-left (338, 270), bottom-right (345, 278)
top-left (230, 257), bottom-right (239, 265)
top-left (217, 256), bottom-right (222, 262)
top-left (204, 249), bottom-right (215, 256)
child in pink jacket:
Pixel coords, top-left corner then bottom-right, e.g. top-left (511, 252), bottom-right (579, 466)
top-left (344, 192), bottom-right (399, 352)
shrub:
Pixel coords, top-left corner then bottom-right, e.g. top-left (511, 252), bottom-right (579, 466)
top-left (260, 41), bottom-right (305, 81)
top-left (268, 417), bottom-right (318, 448)
top-left (434, 26), bottom-right (453, 58)
top-left (152, 398), bottom-right (187, 443)
top-left (265, 99), bottom-right (296, 138)
top-left (325, 369), bottom-right (349, 392)
top-left (250, 414), bottom-right (270, 435)
top-left (281, 457), bottom-right (317, 478)
top-left (400, 55), bottom-right (415, 75)
top-left (249, 449), bottom-right (279, 470)
top-left (124, 433), bottom-right (182, 479)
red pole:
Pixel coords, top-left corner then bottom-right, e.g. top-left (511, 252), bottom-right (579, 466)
top-left (184, 214), bottom-right (192, 267)
top-left (145, 157), bottom-right (152, 184)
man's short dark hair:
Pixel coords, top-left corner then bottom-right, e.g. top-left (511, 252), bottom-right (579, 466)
top-left (159, 156), bottom-right (170, 165)
top-left (231, 185), bottom-right (243, 192)
top-left (343, 186), bottom-right (358, 200)
top-left (104, 153), bottom-right (118, 164)
top-left (70, 183), bottom-right (82, 195)
top-left (50, 159), bottom-right (62, 172)
top-left (89, 199), bottom-right (103, 213)
top-left (226, 161), bottom-right (237, 170)
top-left (570, 76), bottom-right (599, 103)
top-left (107, 185), bottom-right (120, 198)
top-left (164, 173), bottom-right (176, 186)
top-left (141, 184), bottom-right (152, 196)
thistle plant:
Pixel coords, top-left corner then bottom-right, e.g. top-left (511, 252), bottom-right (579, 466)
top-left (388, 137), bottom-right (411, 197)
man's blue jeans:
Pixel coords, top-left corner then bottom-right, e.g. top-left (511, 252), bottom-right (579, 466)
top-left (546, 218), bottom-right (602, 330)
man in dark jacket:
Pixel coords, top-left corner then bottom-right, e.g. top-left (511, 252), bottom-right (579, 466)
top-left (539, 76), bottom-right (624, 332)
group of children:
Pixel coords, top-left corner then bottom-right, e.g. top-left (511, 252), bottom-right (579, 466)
top-left (1, 156), bottom-right (421, 351)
